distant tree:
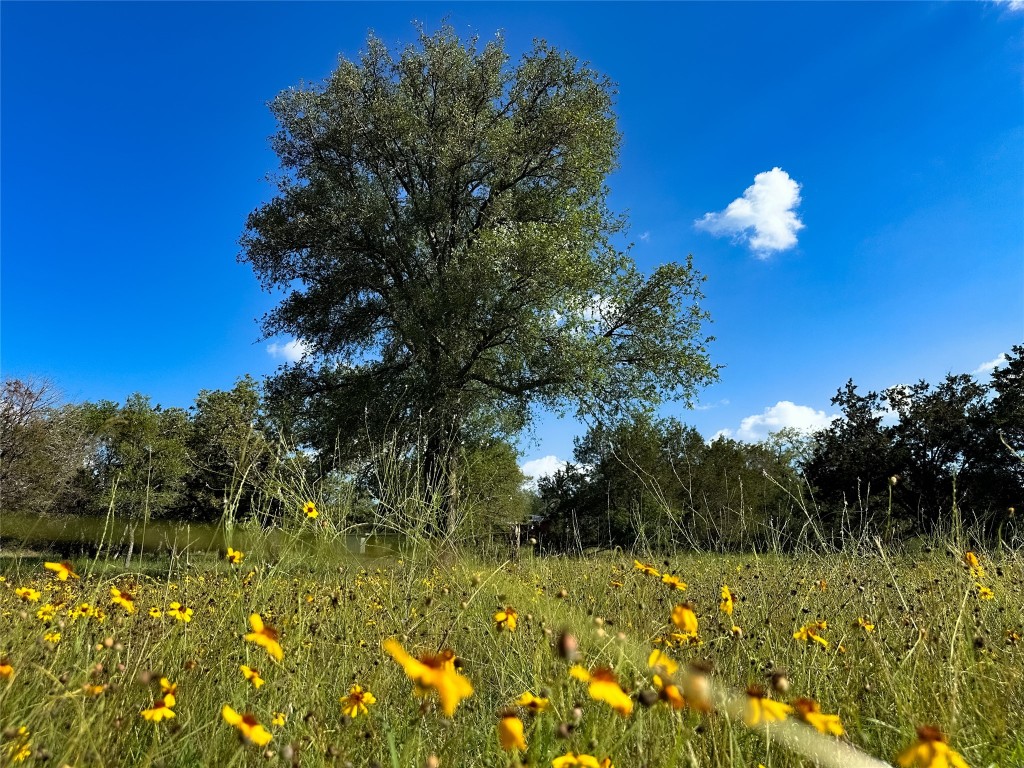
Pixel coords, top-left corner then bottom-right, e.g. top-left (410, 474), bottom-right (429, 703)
top-left (804, 381), bottom-right (894, 537)
top-left (185, 375), bottom-right (273, 523)
top-left (80, 394), bottom-right (190, 521)
top-left (242, 26), bottom-right (717, 535)
top-left (0, 378), bottom-right (87, 516)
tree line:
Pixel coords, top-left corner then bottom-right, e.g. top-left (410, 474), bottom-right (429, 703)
top-left (535, 346), bottom-right (1022, 551)
top-left (2, 345), bottom-right (1018, 551)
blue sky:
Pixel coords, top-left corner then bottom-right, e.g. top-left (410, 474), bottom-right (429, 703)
top-left (3, 2), bottom-right (1022, 481)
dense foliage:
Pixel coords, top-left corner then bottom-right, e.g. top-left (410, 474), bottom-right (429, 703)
top-left (240, 26), bottom-right (716, 534)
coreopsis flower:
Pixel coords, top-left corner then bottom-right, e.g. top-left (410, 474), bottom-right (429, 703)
top-left (497, 713), bottom-right (527, 751)
top-left (793, 698), bottom-right (844, 736)
top-left (671, 603), bottom-right (699, 636)
top-left (226, 547), bottom-right (245, 565)
top-left (44, 631), bottom-right (61, 644)
top-left (647, 648), bottom-right (679, 676)
top-left (71, 602), bottom-right (96, 621)
top-left (633, 560), bottom-right (660, 577)
top-left (15, 587), bottom-right (41, 602)
top-left (720, 585), bottom-right (734, 615)
top-left (82, 683), bottom-right (107, 697)
top-left (303, 501), bottom-right (318, 519)
top-left (494, 607), bottom-right (518, 632)
top-left (5, 727), bottom-right (31, 763)
top-left (975, 584), bottom-right (994, 601)
top-left (240, 664), bottom-right (264, 689)
top-left (551, 752), bottom-right (607, 768)
top-left (383, 638), bottom-right (473, 717)
top-left (854, 617), bottom-right (875, 633)
top-left (271, 712), bottom-right (286, 726)
top-left (963, 551), bottom-right (984, 579)
top-left (159, 678), bottom-right (177, 707)
top-left (141, 697), bottom-right (176, 722)
top-left (44, 561), bottom-right (78, 581)
top-left (222, 705), bottom-right (272, 746)
top-left (744, 686), bottom-right (793, 726)
top-left (110, 587), bottom-right (135, 614)
top-left (570, 665), bottom-right (633, 717)
top-left (817, 579), bottom-right (828, 592)
top-left (730, 624), bottom-right (743, 638)
top-left (0, 657), bottom-right (13, 679)
top-left (514, 691), bottom-right (550, 713)
top-left (793, 620), bottom-right (829, 649)
top-left (167, 602), bottom-right (193, 622)
top-left (36, 604), bottom-right (57, 623)
top-left (245, 614), bottom-right (283, 661)
top-left (896, 725), bottom-right (969, 768)
top-left (339, 684), bottom-right (376, 718)
top-left (661, 573), bottom-right (687, 591)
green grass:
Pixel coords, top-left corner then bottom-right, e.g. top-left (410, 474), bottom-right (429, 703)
top-left (1, 539), bottom-right (1021, 767)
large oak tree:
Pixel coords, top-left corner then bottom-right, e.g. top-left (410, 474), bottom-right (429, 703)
top-left (241, 27), bottom-right (716, 533)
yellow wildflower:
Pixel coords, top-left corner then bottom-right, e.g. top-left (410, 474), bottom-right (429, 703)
top-left (671, 603), bottom-right (699, 636)
top-left (15, 587), bottom-right (41, 602)
top-left (44, 631), bottom-right (61, 644)
top-left (82, 683), bottom-right (107, 696)
top-left (897, 725), bottom-right (970, 768)
top-left (552, 753), bottom-right (611, 768)
top-left (661, 573), bottom-right (687, 591)
top-left (633, 560), bottom-right (660, 577)
top-left (569, 665), bottom-right (633, 717)
top-left (854, 617), bottom-right (875, 633)
top-left (497, 713), bottom-right (527, 751)
top-left (226, 547), bottom-right (245, 565)
top-left (141, 697), bottom-right (176, 722)
top-left (167, 602), bottom-right (193, 622)
top-left (110, 587), bottom-right (135, 614)
top-left (794, 697), bottom-right (844, 736)
top-left (494, 606), bottom-right (518, 632)
top-left (963, 551), bottom-right (984, 579)
top-left (271, 712), bottom-right (286, 726)
top-left (159, 678), bottom-right (177, 707)
top-left (5, 727), bottom-right (31, 763)
top-left (744, 686), bottom-right (793, 726)
top-left (514, 691), bottom-right (550, 713)
top-left (720, 585), bottom-right (734, 615)
top-left (245, 613), bottom-right (284, 661)
top-left (44, 561), bottom-right (78, 581)
top-left (339, 684), bottom-right (376, 718)
top-left (240, 664), bottom-right (264, 689)
top-left (975, 584), bottom-right (994, 601)
top-left (793, 620), bottom-right (829, 649)
top-left (0, 657), bottom-right (13, 680)
top-left (383, 638), bottom-right (473, 717)
top-left (36, 604), bottom-right (57, 623)
top-left (303, 501), bottom-right (318, 519)
top-left (222, 705), bottom-right (272, 746)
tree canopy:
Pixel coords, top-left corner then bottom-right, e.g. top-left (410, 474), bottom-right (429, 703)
top-left (240, 26), bottom-right (717, 531)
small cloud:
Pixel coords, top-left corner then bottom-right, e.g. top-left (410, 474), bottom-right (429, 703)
top-left (520, 455), bottom-right (567, 488)
top-left (267, 338), bottom-right (309, 363)
top-left (710, 428), bottom-right (733, 443)
top-left (720, 401), bottom-right (835, 443)
top-left (639, 231), bottom-right (650, 242)
top-left (973, 353), bottom-right (1007, 375)
top-left (695, 167), bottom-right (805, 257)
top-left (994, 0), bottom-right (1024, 11)
top-left (694, 398), bottom-right (730, 412)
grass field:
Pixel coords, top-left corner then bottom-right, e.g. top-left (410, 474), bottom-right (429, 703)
top-left (1, 538), bottom-right (1021, 767)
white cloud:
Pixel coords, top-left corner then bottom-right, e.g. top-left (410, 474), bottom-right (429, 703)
top-left (521, 455), bottom-right (567, 487)
top-left (719, 401), bottom-right (836, 443)
top-left (267, 338), bottom-right (309, 363)
top-left (994, 0), bottom-right (1024, 11)
top-left (639, 231), bottom-right (650, 242)
top-left (695, 167), bottom-right (805, 257)
top-left (973, 353), bottom-right (1007, 375)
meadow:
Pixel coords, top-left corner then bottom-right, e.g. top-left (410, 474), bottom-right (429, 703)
top-left (1, 531), bottom-right (1022, 768)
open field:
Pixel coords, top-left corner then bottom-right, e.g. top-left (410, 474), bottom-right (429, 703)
top-left (1, 542), bottom-right (1022, 768)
